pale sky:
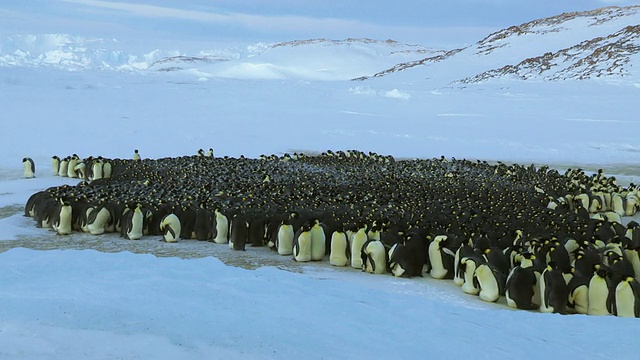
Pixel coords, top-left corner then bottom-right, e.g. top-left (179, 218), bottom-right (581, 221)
top-left (2, 0), bottom-right (639, 47)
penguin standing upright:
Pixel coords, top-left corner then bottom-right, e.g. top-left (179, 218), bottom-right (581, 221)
top-left (124, 204), bottom-right (144, 240)
top-left (614, 277), bottom-right (640, 317)
top-left (133, 149), bottom-right (141, 161)
top-left (505, 253), bottom-right (538, 310)
top-left (58, 157), bottom-right (69, 177)
top-left (293, 222), bottom-right (313, 262)
top-left (66, 155), bottom-right (78, 178)
top-left (229, 213), bottom-right (248, 251)
top-left (193, 204), bottom-right (212, 240)
top-left (52, 199), bottom-right (72, 235)
top-left (350, 223), bottom-right (368, 269)
top-left (475, 262), bottom-right (506, 302)
top-left (310, 219), bottom-right (326, 261)
top-left (588, 264), bottom-right (613, 316)
top-left (539, 262), bottom-right (569, 314)
top-left (567, 271), bottom-right (590, 315)
top-left (160, 213), bottom-right (181, 243)
top-left (429, 235), bottom-right (455, 280)
top-left (276, 219), bottom-right (295, 256)
top-left (22, 157), bottom-right (35, 178)
top-left (212, 208), bottom-right (230, 244)
top-left (329, 227), bottom-right (349, 266)
top-left (460, 256), bottom-right (484, 295)
top-left (102, 161), bottom-right (112, 179)
top-left (51, 156), bottom-right (60, 176)
top-left (91, 159), bottom-right (103, 181)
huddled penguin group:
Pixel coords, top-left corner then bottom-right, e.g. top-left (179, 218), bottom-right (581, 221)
top-left (23, 149), bottom-right (640, 317)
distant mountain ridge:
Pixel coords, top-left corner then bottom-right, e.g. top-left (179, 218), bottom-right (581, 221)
top-left (356, 5), bottom-right (640, 84)
top-left (2, 6), bottom-right (640, 83)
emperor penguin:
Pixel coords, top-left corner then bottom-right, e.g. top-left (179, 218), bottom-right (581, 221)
top-left (350, 223), bottom-right (368, 269)
top-left (361, 238), bottom-right (386, 274)
top-left (86, 204), bottom-right (111, 235)
top-left (22, 157), bottom-right (35, 178)
top-left (193, 204), bottom-right (213, 240)
top-left (293, 222), bottom-right (313, 262)
top-left (206, 148), bottom-right (214, 157)
top-left (133, 149), bottom-right (141, 161)
top-left (505, 253), bottom-right (539, 310)
top-left (588, 264), bottom-right (613, 316)
top-left (51, 156), bottom-right (60, 176)
top-left (124, 203), bottom-right (144, 240)
top-left (58, 157), bottom-right (69, 177)
top-left (454, 242), bottom-right (474, 286)
top-left (74, 161), bottom-right (87, 180)
top-left (310, 219), bottom-right (326, 261)
top-left (428, 235), bottom-right (456, 280)
top-left (567, 271), bottom-right (590, 315)
top-left (52, 199), bottom-right (73, 236)
top-left (102, 161), bottom-right (112, 179)
top-left (66, 155), bottom-right (79, 178)
top-left (539, 263), bottom-right (569, 314)
top-left (91, 158), bottom-right (103, 181)
top-left (329, 227), bottom-right (349, 266)
top-left (212, 208), bottom-right (229, 244)
top-left (460, 255), bottom-right (484, 295)
top-left (475, 262), bottom-right (506, 302)
top-left (229, 213), bottom-right (248, 251)
top-left (614, 277), bottom-right (640, 317)
top-left (276, 219), bottom-right (295, 256)
top-left (160, 213), bottom-right (181, 243)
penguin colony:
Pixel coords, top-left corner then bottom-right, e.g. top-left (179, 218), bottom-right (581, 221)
top-left (24, 149), bottom-right (640, 317)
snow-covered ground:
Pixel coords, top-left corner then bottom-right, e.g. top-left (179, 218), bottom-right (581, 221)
top-left (2, 1), bottom-right (640, 359)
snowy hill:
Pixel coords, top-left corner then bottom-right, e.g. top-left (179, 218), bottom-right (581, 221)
top-left (357, 5), bottom-right (640, 85)
top-left (3, 6), bottom-right (640, 84)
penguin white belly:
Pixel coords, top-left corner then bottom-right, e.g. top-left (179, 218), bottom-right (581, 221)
top-left (58, 160), bottom-right (68, 177)
top-left (23, 159), bottom-right (35, 178)
top-left (161, 214), bottom-right (181, 243)
top-left (588, 277), bottom-right (610, 316)
top-left (461, 260), bottom-right (479, 295)
top-left (88, 207), bottom-right (111, 235)
top-left (91, 163), bottom-right (103, 181)
top-left (625, 249), bottom-right (640, 280)
top-left (294, 232), bottom-right (312, 262)
top-left (428, 240), bottom-right (448, 279)
top-left (615, 281), bottom-right (636, 318)
top-left (539, 271), bottom-right (552, 313)
top-left (476, 264), bottom-right (500, 302)
top-left (51, 158), bottom-right (60, 176)
top-left (127, 211), bottom-right (144, 240)
top-left (310, 225), bottom-right (326, 261)
top-left (625, 198), bottom-right (639, 216)
top-left (569, 286), bottom-right (589, 315)
top-left (102, 162), bottom-right (112, 178)
top-left (363, 241), bottom-right (386, 274)
top-left (56, 205), bottom-right (73, 235)
top-left (213, 214), bottom-right (229, 244)
top-left (329, 231), bottom-right (349, 267)
top-left (67, 159), bottom-right (78, 178)
top-left (277, 224), bottom-right (294, 255)
top-left (350, 231), bottom-right (367, 269)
